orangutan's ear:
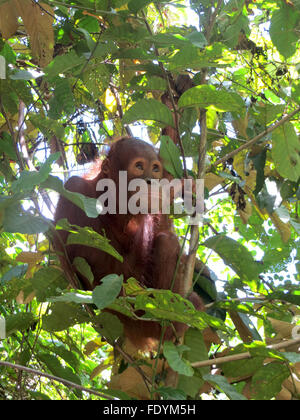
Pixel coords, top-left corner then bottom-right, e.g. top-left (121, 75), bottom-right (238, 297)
top-left (101, 158), bottom-right (111, 177)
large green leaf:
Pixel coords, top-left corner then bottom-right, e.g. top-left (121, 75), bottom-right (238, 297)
top-left (177, 329), bottom-right (208, 397)
top-left (160, 136), bottom-right (184, 178)
top-left (178, 85), bottom-right (245, 113)
top-left (42, 176), bottom-right (99, 219)
top-left (11, 154), bottom-right (60, 194)
top-left (169, 43), bottom-right (234, 71)
top-left (42, 302), bottom-right (90, 332)
top-left (31, 267), bottom-right (68, 302)
top-left (73, 257), bottom-right (94, 286)
top-left (123, 99), bottom-right (174, 127)
top-left (163, 341), bottom-right (194, 377)
top-left (45, 50), bottom-right (85, 79)
top-left (6, 313), bottom-right (36, 336)
top-left (62, 222), bottom-right (123, 263)
top-left (204, 236), bottom-right (263, 288)
top-left (128, 0), bottom-right (152, 13)
top-left (272, 122), bottom-right (300, 182)
top-left (221, 344), bottom-right (264, 378)
top-left (134, 289), bottom-right (228, 332)
top-left (270, 1), bottom-right (300, 58)
top-left (92, 312), bottom-right (124, 343)
top-left (48, 78), bottom-right (75, 120)
top-left (92, 275), bottom-right (124, 310)
top-left (3, 210), bottom-right (50, 234)
top-left (251, 363), bottom-right (290, 400)
top-left (38, 353), bottom-right (81, 386)
top-left (203, 374), bottom-right (247, 401)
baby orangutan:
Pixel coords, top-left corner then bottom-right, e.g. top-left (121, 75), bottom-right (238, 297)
top-left (55, 137), bottom-right (203, 350)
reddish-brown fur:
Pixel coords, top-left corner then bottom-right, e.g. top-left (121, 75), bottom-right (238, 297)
top-left (55, 137), bottom-right (203, 350)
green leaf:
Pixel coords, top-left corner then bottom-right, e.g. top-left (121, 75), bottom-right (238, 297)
top-left (0, 265), bottom-right (28, 285)
top-left (123, 99), bottom-right (174, 127)
top-left (49, 78), bottom-right (75, 119)
top-left (45, 50), bottom-right (85, 79)
top-left (224, 13), bottom-right (250, 49)
top-left (163, 341), bottom-right (194, 377)
top-left (63, 223), bottom-right (123, 263)
top-left (221, 344), bottom-right (264, 378)
top-left (9, 70), bottom-right (38, 80)
top-left (42, 176), bottom-right (99, 219)
top-left (38, 353), bottom-right (81, 386)
top-left (3, 210), bottom-right (50, 234)
top-left (272, 122), bottom-right (300, 182)
top-left (0, 132), bottom-right (17, 160)
top-left (251, 363), bottom-right (290, 400)
top-left (49, 291), bottom-right (93, 305)
top-left (203, 374), bottom-right (247, 401)
top-left (160, 136), bottom-right (184, 178)
top-left (128, 0), bottom-right (152, 13)
top-left (270, 1), bottom-right (300, 58)
top-left (204, 236), bottom-right (263, 289)
top-left (6, 313), bottom-right (36, 336)
top-left (157, 387), bottom-right (187, 401)
top-left (93, 312), bottom-right (124, 342)
top-left (12, 154), bottom-right (59, 194)
top-left (42, 302), bottom-right (90, 332)
top-left (77, 27), bottom-right (96, 52)
top-left (183, 328), bottom-right (209, 374)
top-left (134, 289), bottom-right (228, 332)
top-left (178, 85), bottom-right (245, 113)
top-left (74, 257), bottom-right (94, 286)
top-left (169, 43), bottom-right (234, 71)
top-left (92, 275), bottom-right (124, 310)
top-left (31, 267), bottom-right (68, 302)
top-left (82, 62), bottom-right (110, 98)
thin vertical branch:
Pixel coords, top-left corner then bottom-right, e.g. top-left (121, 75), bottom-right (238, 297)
top-left (18, 101), bottom-right (35, 171)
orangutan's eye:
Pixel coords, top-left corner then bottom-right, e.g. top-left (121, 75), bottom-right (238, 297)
top-left (135, 162), bottom-right (144, 171)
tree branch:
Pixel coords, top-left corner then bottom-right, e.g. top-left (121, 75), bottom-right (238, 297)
top-left (191, 337), bottom-right (300, 369)
top-left (210, 106), bottom-right (300, 171)
top-left (0, 360), bottom-right (115, 400)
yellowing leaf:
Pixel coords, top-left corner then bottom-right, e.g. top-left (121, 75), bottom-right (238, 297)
top-left (234, 152), bottom-right (257, 192)
top-left (0, 1), bottom-right (18, 39)
top-left (84, 338), bottom-right (106, 356)
top-left (205, 173), bottom-right (223, 191)
top-left (16, 251), bottom-right (44, 264)
top-left (90, 358), bottom-right (113, 380)
top-left (14, 0), bottom-right (54, 67)
top-left (270, 212), bottom-right (291, 243)
top-left (16, 251), bottom-right (44, 278)
top-left (232, 113), bottom-right (249, 138)
top-left (101, 89), bottom-right (117, 114)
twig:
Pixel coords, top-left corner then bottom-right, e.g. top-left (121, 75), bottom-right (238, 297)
top-left (191, 337), bottom-right (300, 369)
top-left (210, 106), bottom-right (300, 170)
top-left (205, 0), bottom-right (223, 42)
top-left (18, 101), bottom-right (35, 171)
top-left (0, 360), bottom-right (115, 400)
top-left (110, 83), bottom-right (134, 138)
